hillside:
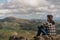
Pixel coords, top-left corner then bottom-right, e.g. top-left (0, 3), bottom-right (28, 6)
top-left (0, 16), bottom-right (33, 24)
top-left (0, 16), bottom-right (60, 40)
top-left (0, 16), bottom-right (60, 30)
top-left (0, 16), bottom-right (60, 31)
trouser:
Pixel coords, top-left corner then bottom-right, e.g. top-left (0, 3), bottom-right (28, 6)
top-left (36, 26), bottom-right (47, 36)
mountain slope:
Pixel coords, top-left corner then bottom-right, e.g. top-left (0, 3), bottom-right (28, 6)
top-left (0, 16), bottom-right (33, 24)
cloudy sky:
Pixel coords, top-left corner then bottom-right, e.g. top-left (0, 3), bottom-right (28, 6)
top-left (0, 0), bottom-right (60, 20)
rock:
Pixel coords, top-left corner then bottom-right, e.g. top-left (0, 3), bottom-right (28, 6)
top-left (9, 36), bottom-right (27, 40)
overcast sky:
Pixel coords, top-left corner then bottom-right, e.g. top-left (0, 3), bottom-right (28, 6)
top-left (0, 0), bottom-right (60, 20)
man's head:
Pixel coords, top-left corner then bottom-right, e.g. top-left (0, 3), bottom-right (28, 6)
top-left (47, 15), bottom-right (53, 21)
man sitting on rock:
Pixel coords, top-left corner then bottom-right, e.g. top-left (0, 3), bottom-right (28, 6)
top-left (34, 15), bottom-right (56, 40)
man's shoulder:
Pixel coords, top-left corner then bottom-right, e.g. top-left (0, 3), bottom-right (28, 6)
top-left (45, 21), bottom-right (55, 25)
top-left (51, 20), bottom-right (55, 25)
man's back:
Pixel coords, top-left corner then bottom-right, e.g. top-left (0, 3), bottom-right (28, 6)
top-left (45, 20), bottom-right (56, 36)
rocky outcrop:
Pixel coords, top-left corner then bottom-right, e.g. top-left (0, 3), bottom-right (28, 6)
top-left (9, 35), bottom-right (60, 40)
top-left (9, 36), bottom-right (27, 40)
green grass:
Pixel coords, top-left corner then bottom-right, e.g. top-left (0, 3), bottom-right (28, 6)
top-left (0, 29), bottom-right (36, 40)
top-left (0, 21), bottom-right (60, 40)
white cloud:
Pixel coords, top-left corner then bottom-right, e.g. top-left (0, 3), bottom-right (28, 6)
top-left (0, 0), bottom-right (59, 19)
top-left (0, 9), bottom-right (9, 13)
top-left (55, 15), bottom-right (60, 18)
top-left (7, 0), bottom-right (49, 7)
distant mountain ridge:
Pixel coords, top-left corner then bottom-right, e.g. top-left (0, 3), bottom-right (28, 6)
top-left (0, 16), bottom-right (33, 24)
